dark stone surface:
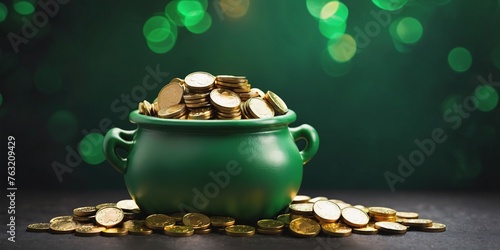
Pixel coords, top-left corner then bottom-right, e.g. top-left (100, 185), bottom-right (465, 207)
top-left (1, 189), bottom-right (499, 250)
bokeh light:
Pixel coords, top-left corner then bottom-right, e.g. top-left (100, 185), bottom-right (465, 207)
top-left (474, 85), bottom-right (499, 112)
top-left (147, 29), bottom-right (177, 54)
top-left (395, 17), bottom-right (423, 44)
top-left (165, 0), bottom-right (185, 27)
top-left (143, 16), bottom-right (172, 42)
top-left (35, 64), bottom-right (62, 94)
top-left (186, 12), bottom-right (212, 34)
top-left (0, 2), bottom-right (8, 23)
top-left (47, 110), bottom-right (78, 144)
top-left (372, 0), bottom-right (408, 11)
top-left (321, 49), bottom-right (353, 77)
top-left (306, 0), bottom-right (330, 19)
top-left (320, 1), bottom-right (348, 21)
top-left (177, 0), bottom-right (204, 26)
top-left (143, 15), bottom-right (178, 54)
top-left (13, 0), bottom-right (35, 15)
top-left (448, 47), bottom-right (472, 72)
top-left (219, 0), bottom-right (250, 18)
top-left (319, 16), bottom-right (346, 39)
top-left (79, 133), bottom-right (106, 165)
top-left (327, 34), bottom-right (357, 63)
top-left (491, 45), bottom-right (500, 69)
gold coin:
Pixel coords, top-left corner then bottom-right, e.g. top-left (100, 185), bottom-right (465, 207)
top-left (264, 91), bottom-right (288, 115)
top-left (158, 104), bottom-right (186, 119)
top-left (247, 97), bottom-right (274, 118)
top-left (123, 220), bottom-right (153, 236)
top-left (145, 214), bottom-right (176, 230)
top-left (216, 75), bottom-right (247, 82)
top-left (183, 92), bottom-right (210, 100)
top-left (49, 215), bottom-right (73, 224)
top-left (210, 88), bottom-right (241, 110)
top-left (95, 203), bottom-right (116, 210)
top-left (289, 218), bottom-right (320, 237)
top-left (250, 88), bottom-right (265, 98)
top-left (74, 225), bottom-right (105, 237)
top-left (138, 101), bottom-right (148, 115)
top-left (95, 207), bottom-right (124, 228)
top-left (26, 223), bottom-right (50, 232)
top-left (225, 225), bottom-right (255, 237)
top-left (321, 223), bottom-right (352, 237)
top-left (399, 218), bottom-right (433, 227)
top-left (292, 195), bottom-right (311, 203)
top-left (313, 200), bottom-right (341, 223)
top-left (368, 207), bottom-right (397, 217)
top-left (276, 214), bottom-right (291, 226)
top-left (194, 227), bottom-right (211, 235)
top-left (308, 196), bottom-right (328, 203)
top-left (185, 72), bottom-right (215, 90)
top-left (101, 227), bottom-right (128, 237)
top-left (49, 220), bottom-right (78, 234)
top-left (164, 225), bottom-right (194, 237)
top-left (256, 228), bottom-right (282, 235)
top-left (396, 211), bottom-right (419, 219)
top-left (352, 223), bottom-right (378, 235)
top-left (374, 221), bottom-right (407, 234)
top-left (373, 215), bottom-right (397, 222)
top-left (188, 107), bottom-right (213, 118)
top-left (290, 213), bottom-right (315, 221)
top-left (257, 219), bottom-right (284, 230)
top-left (73, 206), bottom-right (97, 217)
top-left (157, 82), bottom-right (184, 110)
top-left (143, 100), bottom-right (153, 116)
top-left (116, 199), bottom-right (140, 211)
top-left (289, 203), bottom-right (314, 215)
top-left (210, 216), bottom-right (235, 227)
top-left (182, 213), bottom-right (211, 229)
top-left (341, 207), bottom-right (369, 228)
top-left (418, 222), bottom-right (446, 232)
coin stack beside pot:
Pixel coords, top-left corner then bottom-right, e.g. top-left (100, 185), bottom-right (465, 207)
top-left (138, 71), bottom-right (289, 120)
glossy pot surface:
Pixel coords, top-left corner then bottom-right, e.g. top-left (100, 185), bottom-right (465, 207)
top-left (103, 110), bottom-right (319, 221)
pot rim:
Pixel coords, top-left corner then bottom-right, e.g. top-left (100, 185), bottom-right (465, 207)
top-left (129, 109), bottom-right (297, 128)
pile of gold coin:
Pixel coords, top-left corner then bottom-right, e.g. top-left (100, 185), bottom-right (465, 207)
top-left (27, 195), bottom-right (446, 238)
top-left (138, 71), bottom-right (288, 120)
top-left (285, 195), bottom-right (446, 237)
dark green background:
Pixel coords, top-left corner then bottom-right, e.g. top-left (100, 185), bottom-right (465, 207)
top-left (1, 0), bottom-right (499, 191)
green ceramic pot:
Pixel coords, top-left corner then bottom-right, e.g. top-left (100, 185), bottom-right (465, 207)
top-left (103, 109), bottom-right (319, 221)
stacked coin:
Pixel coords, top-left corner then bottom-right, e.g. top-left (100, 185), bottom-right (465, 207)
top-left (138, 71), bottom-right (289, 120)
top-left (210, 88), bottom-right (242, 120)
top-left (368, 207), bottom-right (397, 222)
top-left (256, 219), bottom-right (284, 235)
top-left (185, 72), bottom-right (215, 93)
top-left (27, 196), bottom-right (446, 238)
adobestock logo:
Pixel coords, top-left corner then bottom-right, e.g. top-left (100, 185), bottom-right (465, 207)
top-left (384, 74), bottom-right (500, 192)
top-left (352, 8), bottom-right (402, 54)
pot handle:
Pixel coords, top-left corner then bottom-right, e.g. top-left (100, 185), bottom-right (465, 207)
top-left (289, 124), bottom-right (320, 165)
top-left (103, 128), bottom-right (136, 175)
